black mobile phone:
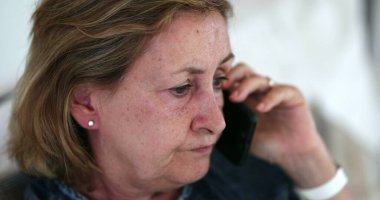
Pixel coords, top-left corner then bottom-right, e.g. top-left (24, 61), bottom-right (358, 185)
top-left (215, 91), bottom-right (256, 165)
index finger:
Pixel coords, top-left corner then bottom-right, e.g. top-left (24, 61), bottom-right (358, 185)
top-left (223, 63), bottom-right (254, 88)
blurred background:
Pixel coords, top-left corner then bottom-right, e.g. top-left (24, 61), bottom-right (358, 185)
top-left (0, 0), bottom-right (379, 199)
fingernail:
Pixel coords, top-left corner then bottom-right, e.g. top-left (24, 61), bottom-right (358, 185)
top-left (257, 103), bottom-right (266, 111)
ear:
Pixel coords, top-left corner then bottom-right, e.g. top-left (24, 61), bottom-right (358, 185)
top-left (70, 86), bottom-right (100, 130)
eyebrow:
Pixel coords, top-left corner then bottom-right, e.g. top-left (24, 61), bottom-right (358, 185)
top-left (220, 52), bottom-right (235, 65)
top-left (172, 52), bottom-right (235, 75)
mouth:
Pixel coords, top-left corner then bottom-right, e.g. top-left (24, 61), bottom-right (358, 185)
top-left (190, 144), bottom-right (214, 155)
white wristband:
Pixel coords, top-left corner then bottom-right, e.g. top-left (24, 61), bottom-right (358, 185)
top-left (295, 166), bottom-right (348, 200)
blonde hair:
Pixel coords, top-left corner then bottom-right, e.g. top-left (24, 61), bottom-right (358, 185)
top-left (8, 0), bottom-right (232, 184)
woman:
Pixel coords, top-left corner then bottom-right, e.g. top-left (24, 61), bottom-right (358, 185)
top-left (8, 0), bottom-right (351, 199)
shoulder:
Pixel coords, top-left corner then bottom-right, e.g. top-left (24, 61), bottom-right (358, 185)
top-left (187, 150), bottom-right (300, 200)
top-left (24, 176), bottom-right (86, 200)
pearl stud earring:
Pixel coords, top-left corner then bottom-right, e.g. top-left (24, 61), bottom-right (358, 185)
top-left (88, 120), bottom-right (94, 127)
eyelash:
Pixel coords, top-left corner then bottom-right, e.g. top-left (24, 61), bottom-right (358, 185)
top-left (169, 76), bottom-right (228, 98)
top-left (169, 82), bottom-right (193, 97)
top-left (213, 76), bottom-right (228, 90)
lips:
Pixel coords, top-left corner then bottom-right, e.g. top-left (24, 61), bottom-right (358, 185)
top-left (191, 144), bottom-right (214, 155)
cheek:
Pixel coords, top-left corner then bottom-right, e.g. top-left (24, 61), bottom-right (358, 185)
top-left (216, 91), bottom-right (224, 107)
top-left (123, 99), bottom-right (196, 177)
top-left (117, 95), bottom-right (192, 155)
top-left (138, 98), bottom-right (192, 146)
top-left (98, 89), bottom-right (199, 179)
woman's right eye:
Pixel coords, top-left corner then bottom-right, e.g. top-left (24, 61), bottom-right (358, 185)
top-left (169, 84), bottom-right (193, 97)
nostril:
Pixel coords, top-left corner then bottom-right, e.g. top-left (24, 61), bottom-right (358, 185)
top-left (201, 128), bottom-right (214, 135)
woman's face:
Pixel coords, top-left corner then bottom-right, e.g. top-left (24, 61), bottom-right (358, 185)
top-left (92, 11), bottom-right (232, 191)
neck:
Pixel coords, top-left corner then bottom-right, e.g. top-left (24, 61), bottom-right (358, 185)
top-left (75, 173), bottom-right (183, 200)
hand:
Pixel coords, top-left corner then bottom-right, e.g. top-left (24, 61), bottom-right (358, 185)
top-left (222, 63), bottom-right (323, 164)
top-left (222, 63), bottom-right (352, 199)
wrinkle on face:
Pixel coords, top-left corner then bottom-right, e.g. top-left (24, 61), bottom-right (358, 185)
top-left (89, 11), bottom-right (232, 196)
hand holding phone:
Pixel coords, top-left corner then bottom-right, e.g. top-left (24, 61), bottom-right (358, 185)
top-left (215, 91), bottom-right (256, 165)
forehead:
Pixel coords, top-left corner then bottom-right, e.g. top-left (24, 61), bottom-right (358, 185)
top-left (125, 11), bottom-right (230, 82)
top-left (163, 11), bottom-right (226, 41)
top-left (149, 11), bottom-right (229, 58)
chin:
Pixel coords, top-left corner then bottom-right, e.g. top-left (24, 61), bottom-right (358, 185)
top-left (195, 157), bottom-right (212, 178)
top-left (172, 156), bottom-right (211, 185)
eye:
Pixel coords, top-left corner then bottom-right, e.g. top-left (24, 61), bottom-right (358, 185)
top-left (169, 83), bottom-right (193, 97)
top-left (213, 76), bottom-right (228, 90)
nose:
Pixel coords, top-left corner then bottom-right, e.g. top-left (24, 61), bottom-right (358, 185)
top-left (190, 90), bottom-right (226, 135)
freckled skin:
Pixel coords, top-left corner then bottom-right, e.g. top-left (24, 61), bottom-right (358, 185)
top-left (87, 11), bottom-right (232, 198)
